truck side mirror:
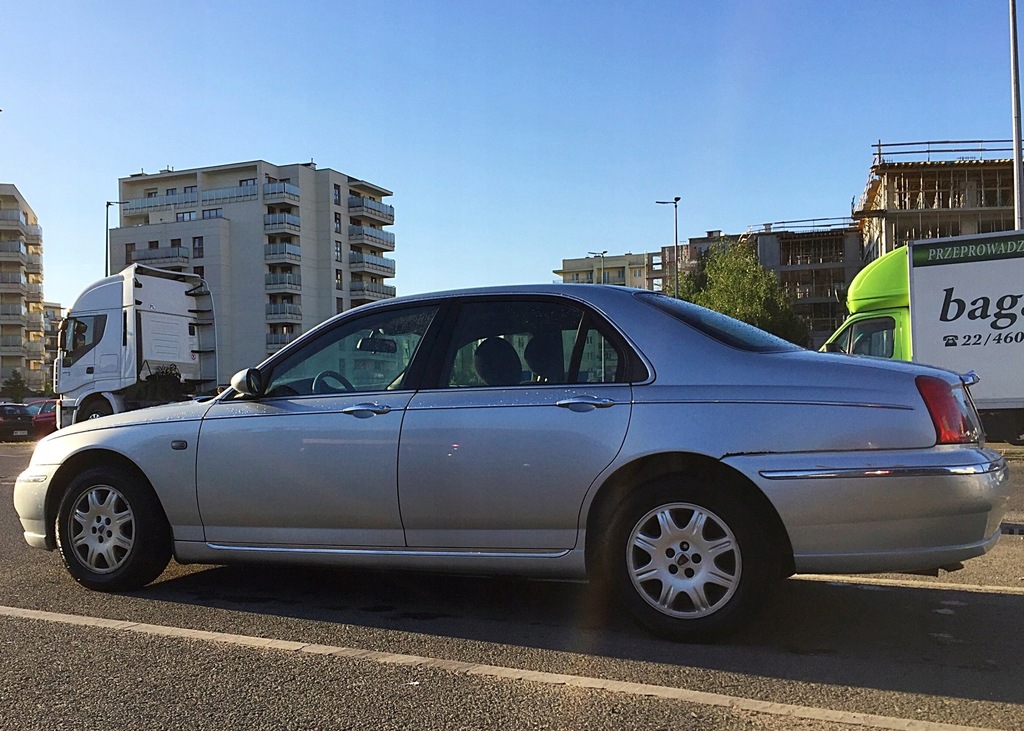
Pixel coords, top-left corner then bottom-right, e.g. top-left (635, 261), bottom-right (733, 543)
top-left (230, 368), bottom-right (265, 397)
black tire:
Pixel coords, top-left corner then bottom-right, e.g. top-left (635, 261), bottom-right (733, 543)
top-left (78, 399), bottom-right (113, 422)
top-left (599, 475), bottom-right (775, 642)
top-left (55, 465), bottom-right (171, 591)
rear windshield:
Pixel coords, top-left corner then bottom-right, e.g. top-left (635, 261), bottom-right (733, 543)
top-left (635, 292), bottom-right (802, 353)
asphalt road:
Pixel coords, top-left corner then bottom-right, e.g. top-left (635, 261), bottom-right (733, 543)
top-left (1, 442), bottom-right (1022, 730)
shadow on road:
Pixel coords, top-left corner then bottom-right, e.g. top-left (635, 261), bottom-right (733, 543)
top-left (137, 562), bottom-right (1024, 706)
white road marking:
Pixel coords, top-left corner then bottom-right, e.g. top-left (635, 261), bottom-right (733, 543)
top-left (0, 604), bottom-right (999, 731)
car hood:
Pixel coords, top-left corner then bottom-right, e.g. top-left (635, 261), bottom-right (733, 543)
top-left (44, 398), bottom-right (216, 441)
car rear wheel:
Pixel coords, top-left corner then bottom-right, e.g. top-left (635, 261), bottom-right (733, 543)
top-left (601, 476), bottom-right (774, 642)
top-left (56, 466), bottom-right (171, 591)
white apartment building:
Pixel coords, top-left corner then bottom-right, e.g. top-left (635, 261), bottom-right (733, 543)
top-left (0, 184), bottom-right (47, 392)
top-left (109, 160), bottom-right (396, 384)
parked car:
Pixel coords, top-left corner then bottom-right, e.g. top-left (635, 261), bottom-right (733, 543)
top-left (13, 285), bottom-right (1010, 641)
top-left (0, 403), bottom-right (34, 441)
top-left (26, 399), bottom-right (58, 438)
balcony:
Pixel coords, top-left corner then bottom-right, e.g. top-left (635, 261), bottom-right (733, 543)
top-left (265, 303), bottom-right (303, 322)
top-left (348, 196), bottom-right (395, 225)
top-left (27, 311), bottom-right (44, 328)
top-left (26, 254), bottom-right (43, 274)
top-left (123, 191), bottom-right (199, 215)
top-left (350, 281), bottom-right (397, 302)
top-left (264, 242), bottom-right (301, 263)
top-left (0, 334), bottom-right (23, 355)
top-left (266, 332), bottom-right (299, 352)
top-left (264, 212), bottom-right (301, 233)
top-left (349, 252), bottom-right (396, 277)
top-left (0, 304), bottom-right (26, 325)
top-left (265, 273), bottom-right (302, 292)
top-left (0, 241), bottom-right (27, 264)
top-left (202, 184), bottom-right (258, 204)
top-left (25, 340), bottom-right (44, 357)
top-left (131, 246), bottom-right (190, 266)
top-left (348, 225), bottom-right (395, 251)
top-left (263, 182), bottom-right (300, 202)
top-left (26, 283), bottom-right (43, 302)
top-left (0, 273), bottom-right (27, 294)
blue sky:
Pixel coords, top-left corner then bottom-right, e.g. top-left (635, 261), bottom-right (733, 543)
top-left (1, 1), bottom-right (1017, 305)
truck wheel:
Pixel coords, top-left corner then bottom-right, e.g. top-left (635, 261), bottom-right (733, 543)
top-left (78, 400), bottom-right (113, 422)
top-left (55, 465), bottom-right (171, 591)
top-left (599, 475), bottom-right (775, 642)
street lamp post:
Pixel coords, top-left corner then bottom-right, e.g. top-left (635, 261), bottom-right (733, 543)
top-left (105, 200), bottom-right (127, 277)
top-left (656, 197), bottom-right (681, 297)
top-left (588, 250), bottom-right (607, 284)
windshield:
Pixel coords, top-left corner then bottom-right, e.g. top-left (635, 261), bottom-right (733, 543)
top-left (635, 292), bottom-right (802, 354)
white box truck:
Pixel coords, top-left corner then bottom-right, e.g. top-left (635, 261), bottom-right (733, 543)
top-left (823, 230), bottom-right (1024, 444)
top-left (55, 264), bottom-right (217, 427)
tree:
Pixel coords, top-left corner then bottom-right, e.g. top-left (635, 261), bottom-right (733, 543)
top-left (677, 240), bottom-right (809, 346)
top-left (1, 369), bottom-right (29, 403)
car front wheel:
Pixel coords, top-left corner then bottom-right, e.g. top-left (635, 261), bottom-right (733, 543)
top-left (602, 477), bottom-right (774, 642)
top-left (56, 466), bottom-right (171, 591)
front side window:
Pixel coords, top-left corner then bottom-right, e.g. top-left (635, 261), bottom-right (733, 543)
top-left (262, 305), bottom-right (438, 397)
top-left (443, 299), bottom-right (630, 388)
top-left (61, 315), bottom-right (107, 366)
top-left (849, 317), bottom-right (895, 358)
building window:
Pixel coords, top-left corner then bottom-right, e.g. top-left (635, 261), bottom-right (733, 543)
top-left (202, 208), bottom-right (222, 219)
top-left (165, 188), bottom-right (177, 196)
top-left (334, 212), bottom-right (342, 234)
top-left (336, 297), bottom-right (344, 313)
top-left (333, 184), bottom-right (342, 205)
top-left (125, 243), bottom-right (135, 263)
top-left (148, 240), bottom-right (159, 250)
top-left (192, 236), bottom-right (204, 258)
top-left (171, 238), bottom-right (181, 248)
top-left (239, 178), bottom-right (256, 187)
top-left (335, 270), bottom-right (344, 290)
top-left (193, 266), bottom-right (204, 278)
top-left (176, 211), bottom-right (196, 222)
top-left (145, 189), bottom-right (158, 198)
top-left (335, 241), bottom-right (344, 261)
top-left (183, 185), bottom-right (197, 194)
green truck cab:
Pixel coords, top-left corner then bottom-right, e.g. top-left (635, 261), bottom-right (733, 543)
top-left (823, 232), bottom-right (1024, 445)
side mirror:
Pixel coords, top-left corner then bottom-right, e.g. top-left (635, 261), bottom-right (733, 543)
top-left (230, 368), bottom-right (265, 397)
top-left (822, 342), bottom-right (844, 354)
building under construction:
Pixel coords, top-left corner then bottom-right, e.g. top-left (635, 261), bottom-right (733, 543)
top-left (854, 140), bottom-right (1018, 259)
top-left (750, 220), bottom-right (862, 348)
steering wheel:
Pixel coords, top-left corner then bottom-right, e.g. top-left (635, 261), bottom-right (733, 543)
top-left (311, 370), bottom-right (355, 394)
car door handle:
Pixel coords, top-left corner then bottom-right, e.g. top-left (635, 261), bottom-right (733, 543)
top-left (341, 402), bottom-right (393, 419)
top-left (555, 396), bottom-right (615, 412)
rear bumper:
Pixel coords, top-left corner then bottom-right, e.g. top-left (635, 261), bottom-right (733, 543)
top-left (724, 447), bottom-right (1010, 574)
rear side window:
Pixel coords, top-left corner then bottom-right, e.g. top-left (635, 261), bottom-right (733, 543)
top-left (635, 292), bottom-right (801, 353)
top-left (441, 298), bottom-right (643, 387)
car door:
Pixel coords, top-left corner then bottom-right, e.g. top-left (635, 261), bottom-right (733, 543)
top-left (397, 296), bottom-right (638, 550)
top-left (195, 304), bottom-right (440, 547)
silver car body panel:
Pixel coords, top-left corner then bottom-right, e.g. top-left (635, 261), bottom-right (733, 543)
top-left (398, 384), bottom-right (631, 549)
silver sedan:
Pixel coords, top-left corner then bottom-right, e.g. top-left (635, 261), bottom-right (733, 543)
top-left (13, 285), bottom-right (1010, 641)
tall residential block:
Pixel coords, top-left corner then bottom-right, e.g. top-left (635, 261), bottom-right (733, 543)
top-left (109, 160), bottom-right (396, 384)
top-left (0, 184), bottom-right (46, 392)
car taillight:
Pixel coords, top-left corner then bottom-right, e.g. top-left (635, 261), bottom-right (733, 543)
top-left (915, 375), bottom-right (975, 444)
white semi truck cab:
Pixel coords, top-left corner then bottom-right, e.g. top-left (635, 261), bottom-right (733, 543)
top-left (55, 264), bottom-right (217, 427)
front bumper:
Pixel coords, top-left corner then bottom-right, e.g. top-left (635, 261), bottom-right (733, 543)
top-left (13, 465), bottom-right (58, 550)
top-left (725, 447), bottom-right (1011, 574)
